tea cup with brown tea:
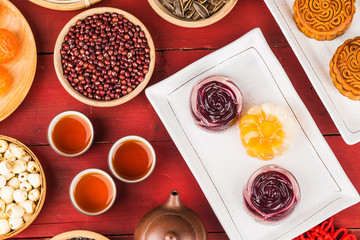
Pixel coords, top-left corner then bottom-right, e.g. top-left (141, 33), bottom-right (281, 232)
top-left (108, 135), bottom-right (156, 183)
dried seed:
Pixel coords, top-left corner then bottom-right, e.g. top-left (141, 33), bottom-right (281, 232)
top-left (210, 0), bottom-right (221, 4)
top-left (191, 10), bottom-right (201, 20)
top-left (158, 0), bottom-right (228, 21)
top-left (193, 1), bottom-right (210, 18)
top-left (189, 2), bottom-right (195, 10)
top-left (161, 0), bottom-right (175, 12)
top-left (207, 3), bottom-right (215, 13)
top-left (185, 9), bottom-right (196, 18)
top-left (173, 0), bottom-right (184, 18)
top-left (184, 0), bottom-right (195, 11)
top-left (213, 1), bottom-right (224, 12)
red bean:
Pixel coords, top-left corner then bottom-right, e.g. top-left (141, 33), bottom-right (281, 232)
top-left (60, 12), bottom-right (150, 101)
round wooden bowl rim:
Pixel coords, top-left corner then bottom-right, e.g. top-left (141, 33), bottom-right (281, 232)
top-left (27, 0), bottom-right (102, 11)
top-left (50, 230), bottom-right (109, 240)
top-left (53, 7), bottom-right (156, 107)
top-left (0, 135), bottom-right (46, 239)
top-left (148, 0), bottom-right (238, 28)
top-left (0, 0), bottom-right (37, 122)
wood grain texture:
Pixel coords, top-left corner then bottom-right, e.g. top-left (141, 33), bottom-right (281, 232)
top-left (10, 0), bottom-right (288, 53)
top-left (0, 0), bottom-right (37, 121)
top-left (327, 135), bottom-right (360, 229)
top-left (9, 142), bottom-right (222, 238)
top-left (2, 0), bottom-right (360, 239)
top-left (0, 52), bottom-right (339, 144)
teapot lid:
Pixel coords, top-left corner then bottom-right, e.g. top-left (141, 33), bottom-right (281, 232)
top-left (134, 190), bottom-right (207, 240)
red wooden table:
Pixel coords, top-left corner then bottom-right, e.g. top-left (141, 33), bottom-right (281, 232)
top-left (1, 0), bottom-right (360, 239)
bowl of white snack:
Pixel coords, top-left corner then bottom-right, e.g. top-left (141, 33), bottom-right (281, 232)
top-left (0, 135), bottom-right (46, 239)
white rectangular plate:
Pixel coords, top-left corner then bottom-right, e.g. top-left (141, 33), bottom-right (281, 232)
top-left (264, 0), bottom-right (360, 145)
top-left (145, 28), bottom-right (359, 240)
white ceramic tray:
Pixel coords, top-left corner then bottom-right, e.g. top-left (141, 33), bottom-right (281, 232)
top-left (145, 28), bottom-right (360, 240)
top-left (264, 0), bottom-right (360, 145)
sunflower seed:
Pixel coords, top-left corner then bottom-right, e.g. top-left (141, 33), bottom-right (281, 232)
top-left (211, 0), bottom-right (221, 4)
top-left (188, 2), bottom-right (195, 10)
top-left (185, 9), bottom-right (196, 18)
top-left (173, 0), bottom-right (184, 18)
top-left (159, 0), bottom-right (228, 21)
top-left (184, 0), bottom-right (194, 11)
top-left (207, 2), bottom-right (216, 13)
top-left (193, 1), bottom-right (210, 18)
top-left (213, 1), bottom-right (224, 12)
top-left (161, 0), bottom-right (175, 12)
top-left (192, 11), bottom-right (201, 20)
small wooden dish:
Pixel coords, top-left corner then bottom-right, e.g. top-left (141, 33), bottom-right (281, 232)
top-left (51, 230), bottom-right (109, 240)
top-left (53, 7), bottom-right (156, 107)
top-left (27, 0), bottom-right (101, 11)
top-left (0, 0), bottom-right (37, 122)
top-left (148, 0), bottom-right (238, 28)
top-left (0, 135), bottom-right (46, 239)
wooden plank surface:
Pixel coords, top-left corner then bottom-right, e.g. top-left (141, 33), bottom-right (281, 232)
top-left (1, 0), bottom-right (359, 239)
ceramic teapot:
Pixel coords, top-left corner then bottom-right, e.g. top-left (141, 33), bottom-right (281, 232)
top-left (134, 190), bottom-right (208, 240)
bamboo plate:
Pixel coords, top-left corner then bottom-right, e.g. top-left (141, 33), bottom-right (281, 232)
top-left (54, 7), bottom-right (156, 107)
top-left (51, 230), bottom-right (109, 240)
top-left (0, 135), bottom-right (46, 239)
top-left (0, 0), bottom-right (37, 122)
top-left (28, 0), bottom-right (102, 11)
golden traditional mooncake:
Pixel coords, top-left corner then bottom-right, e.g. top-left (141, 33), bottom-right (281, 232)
top-left (293, 0), bottom-right (356, 41)
top-left (330, 37), bottom-right (360, 101)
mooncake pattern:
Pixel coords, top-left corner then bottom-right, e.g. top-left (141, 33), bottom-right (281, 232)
top-left (293, 0), bottom-right (356, 40)
top-left (330, 37), bottom-right (360, 101)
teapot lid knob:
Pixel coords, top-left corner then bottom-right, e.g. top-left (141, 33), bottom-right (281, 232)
top-left (165, 231), bottom-right (177, 240)
top-left (134, 190), bottom-right (208, 240)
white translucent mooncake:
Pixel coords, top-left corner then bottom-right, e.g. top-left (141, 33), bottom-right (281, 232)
top-left (239, 103), bottom-right (295, 160)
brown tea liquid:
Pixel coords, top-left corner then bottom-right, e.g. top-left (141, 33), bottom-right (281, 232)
top-left (73, 172), bottom-right (114, 213)
top-left (112, 140), bottom-right (153, 181)
top-left (52, 115), bottom-right (91, 154)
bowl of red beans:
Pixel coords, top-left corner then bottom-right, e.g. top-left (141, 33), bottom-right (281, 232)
top-left (54, 7), bottom-right (155, 107)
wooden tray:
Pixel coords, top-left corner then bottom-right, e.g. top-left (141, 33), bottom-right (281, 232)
top-left (28, 0), bottom-right (102, 11)
top-left (51, 230), bottom-right (109, 240)
top-left (0, 135), bottom-right (46, 239)
top-left (0, 0), bottom-right (37, 122)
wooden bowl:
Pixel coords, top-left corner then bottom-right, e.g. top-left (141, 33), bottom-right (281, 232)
top-left (0, 135), bottom-right (46, 239)
top-left (53, 7), bottom-right (156, 107)
top-left (27, 0), bottom-right (102, 11)
top-left (0, 0), bottom-right (37, 121)
top-left (51, 230), bottom-right (109, 240)
top-left (148, 0), bottom-right (238, 28)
